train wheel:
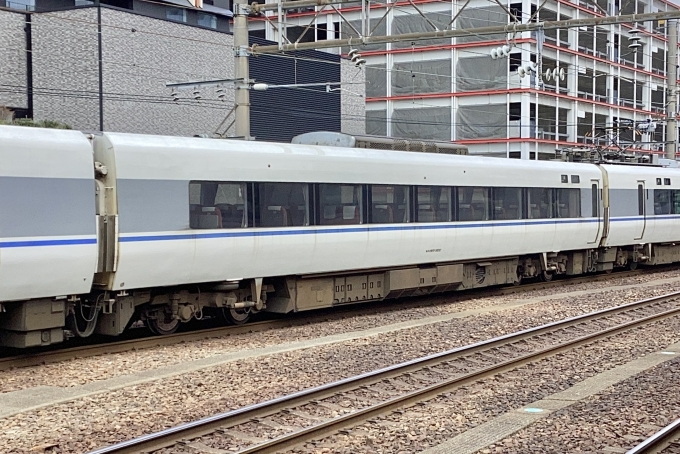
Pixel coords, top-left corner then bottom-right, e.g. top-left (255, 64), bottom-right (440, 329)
top-left (540, 271), bottom-right (553, 282)
top-left (222, 307), bottom-right (251, 325)
top-left (628, 260), bottom-right (638, 271)
top-left (147, 316), bottom-right (179, 335)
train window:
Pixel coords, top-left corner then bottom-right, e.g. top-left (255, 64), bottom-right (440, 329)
top-left (638, 184), bottom-right (645, 216)
top-left (527, 188), bottom-right (553, 219)
top-left (665, 178), bottom-right (671, 185)
top-left (370, 185), bottom-right (410, 223)
top-left (673, 190), bottom-right (680, 214)
top-left (492, 187), bottom-right (523, 220)
top-left (555, 188), bottom-right (581, 218)
top-left (317, 184), bottom-right (363, 225)
top-left (657, 178), bottom-right (662, 185)
top-left (416, 186), bottom-right (451, 222)
top-left (458, 187), bottom-right (489, 221)
top-left (591, 184), bottom-right (598, 217)
top-left (189, 181), bottom-right (247, 229)
top-left (654, 189), bottom-right (672, 215)
top-left (571, 175), bottom-right (580, 183)
top-left (256, 183), bottom-right (309, 227)
top-left (561, 175), bottom-right (568, 183)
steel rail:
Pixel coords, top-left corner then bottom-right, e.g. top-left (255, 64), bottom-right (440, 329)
top-left (0, 319), bottom-right (291, 371)
top-left (0, 268), bottom-right (648, 371)
top-left (88, 291), bottom-right (680, 454)
top-left (627, 418), bottom-right (680, 454)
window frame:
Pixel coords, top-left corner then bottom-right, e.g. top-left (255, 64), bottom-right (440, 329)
top-left (189, 180), bottom-right (248, 229)
top-left (368, 184), bottom-right (411, 224)
top-left (315, 183), bottom-right (364, 225)
top-left (415, 186), bottom-right (452, 223)
top-left (255, 182), bottom-right (310, 228)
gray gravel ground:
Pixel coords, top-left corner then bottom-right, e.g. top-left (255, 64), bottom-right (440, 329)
top-left (1, 270), bottom-right (679, 394)
top-left (286, 317), bottom-right (680, 454)
top-left (2, 279), bottom-right (680, 453)
top-left (472, 354), bottom-right (680, 453)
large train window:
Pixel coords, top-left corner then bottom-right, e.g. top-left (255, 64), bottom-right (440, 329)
top-left (370, 185), bottom-right (409, 223)
top-left (673, 190), bottom-right (680, 214)
top-left (458, 187), bottom-right (489, 221)
top-left (317, 184), bottom-right (363, 225)
top-left (189, 181), bottom-right (247, 229)
top-left (527, 188), bottom-right (553, 219)
top-left (256, 183), bottom-right (309, 227)
top-left (416, 186), bottom-right (451, 222)
top-left (555, 188), bottom-right (581, 218)
top-left (491, 187), bottom-right (523, 220)
top-left (654, 189), bottom-right (672, 215)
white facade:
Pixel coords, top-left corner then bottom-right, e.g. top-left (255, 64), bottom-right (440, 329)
top-left (257, 0), bottom-right (680, 158)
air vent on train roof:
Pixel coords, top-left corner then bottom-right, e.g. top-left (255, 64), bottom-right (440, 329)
top-left (292, 131), bottom-right (468, 156)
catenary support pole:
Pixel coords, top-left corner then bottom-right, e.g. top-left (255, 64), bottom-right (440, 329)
top-left (233, 0), bottom-right (252, 140)
top-left (667, 20), bottom-right (677, 160)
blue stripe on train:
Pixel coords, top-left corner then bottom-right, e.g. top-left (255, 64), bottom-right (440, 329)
top-left (3, 215), bottom-right (677, 248)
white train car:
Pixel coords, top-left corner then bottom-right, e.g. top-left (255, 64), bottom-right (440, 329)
top-left (1, 125), bottom-right (680, 348)
top-left (603, 164), bottom-right (680, 266)
top-left (0, 126), bottom-right (97, 347)
top-left (88, 132), bottom-right (603, 333)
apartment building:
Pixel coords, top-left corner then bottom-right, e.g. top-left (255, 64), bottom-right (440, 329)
top-left (257, 0), bottom-right (679, 157)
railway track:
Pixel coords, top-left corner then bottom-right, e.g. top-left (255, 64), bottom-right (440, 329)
top-left (627, 419), bottom-right (680, 454)
top-left (0, 268), bottom-right (654, 372)
top-left (87, 290), bottom-right (680, 454)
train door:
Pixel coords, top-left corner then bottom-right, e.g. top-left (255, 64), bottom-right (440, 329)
top-left (634, 181), bottom-right (646, 241)
top-left (589, 180), bottom-right (601, 244)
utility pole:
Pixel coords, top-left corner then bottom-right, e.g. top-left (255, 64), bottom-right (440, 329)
top-left (667, 20), bottom-right (677, 160)
top-left (233, 0), bottom-right (252, 140)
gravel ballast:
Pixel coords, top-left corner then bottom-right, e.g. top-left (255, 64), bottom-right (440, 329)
top-left (1, 270), bottom-right (679, 394)
top-left (2, 279), bottom-right (680, 452)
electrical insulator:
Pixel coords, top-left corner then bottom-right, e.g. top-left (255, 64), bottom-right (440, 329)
top-left (347, 49), bottom-right (366, 67)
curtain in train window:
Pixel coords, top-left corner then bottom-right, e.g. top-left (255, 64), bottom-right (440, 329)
top-left (527, 188), bottom-right (553, 219)
top-left (654, 189), bottom-right (672, 215)
top-left (555, 188), bottom-right (581, 218)
top-left (370, 185), bottom-right (410, 223)
top-left (189, 181), bottom-right (247, 229)
top-left (318, 184), bottom-right (363, 225)
top-left (492, 187), bottom-right (523, 220)
top-left (458, 187), bottom-right (489, 221)
top-left (416, 186), bottom-right (451, 222)
top-left (257, 183), bottom-right (309, 227)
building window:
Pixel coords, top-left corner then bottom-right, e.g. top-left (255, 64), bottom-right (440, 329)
top-left (198, 12), bottom-right (217, 29)
top-left (6, 0), bottom-right (35, 11)
top-left (167, 8), bottom-right (187, 22)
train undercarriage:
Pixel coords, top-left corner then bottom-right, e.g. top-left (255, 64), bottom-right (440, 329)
top-left (1, 242), bottom-right (679, 349)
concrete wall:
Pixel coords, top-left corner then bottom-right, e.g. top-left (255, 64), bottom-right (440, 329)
top-left (100, 7), bottom-right (234, 136)
top-left (31, 7), bottom-right (100, 130)
top-left (24, 4), bottom-right (364, 138)
top-left (0, 10), bottom-right (28, 111)
top-left (340, 59), bottom-right (366, 135)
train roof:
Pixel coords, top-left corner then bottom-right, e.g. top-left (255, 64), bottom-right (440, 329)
top-left (291, 131), bottom-right (468, 155)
